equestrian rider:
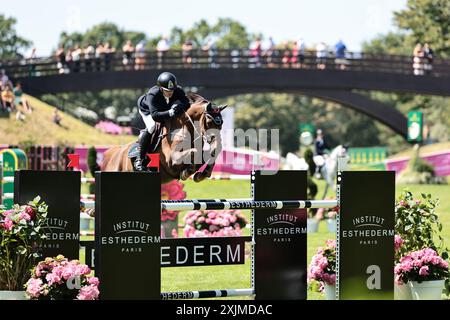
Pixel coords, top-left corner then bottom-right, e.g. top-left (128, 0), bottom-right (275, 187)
top-left (314, 129), bottom-right (330, 178)
top-left (135, 72), bottom-right (190, 171)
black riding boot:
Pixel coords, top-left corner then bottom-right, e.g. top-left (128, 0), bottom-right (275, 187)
top-left (134, 129), bottom-right (152, 171)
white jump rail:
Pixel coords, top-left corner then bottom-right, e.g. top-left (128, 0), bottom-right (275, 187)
top-left (80, 199), bottom-right (338, 210)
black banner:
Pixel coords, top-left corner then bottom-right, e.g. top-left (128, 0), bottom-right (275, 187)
top-left (95, 172), bottom-right (161, 300)
top-left (253, 170), bottom-right (307, 300)
top-left (161, 236), bottom-right (251, 267)
top-left (337, 171), bottom-right (395, 300)
top-left (14, 170), bottom-right (81, 259)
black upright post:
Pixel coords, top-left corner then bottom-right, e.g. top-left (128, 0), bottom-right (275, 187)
top-left (337, 171), bottom-right (395, 300)
top-left (95, 172), bottom-right (161, 300)
top-left (14, 170), bottom-right (81, 259)
top-left (253, 170), bottom-right (308, 300)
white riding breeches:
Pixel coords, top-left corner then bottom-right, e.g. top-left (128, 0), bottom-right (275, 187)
top-left (139, 110), bottom-right (156, 134)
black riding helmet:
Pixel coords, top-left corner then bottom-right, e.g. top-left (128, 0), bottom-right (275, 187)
top-left (157, 72), bottom-right (177, 91)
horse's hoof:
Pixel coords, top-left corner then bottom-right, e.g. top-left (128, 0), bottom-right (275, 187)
top-left (193, 172), bottom-right (204, 182)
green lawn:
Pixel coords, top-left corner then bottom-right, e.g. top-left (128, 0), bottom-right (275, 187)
top-left (81, 178), bottom-right (450, 300)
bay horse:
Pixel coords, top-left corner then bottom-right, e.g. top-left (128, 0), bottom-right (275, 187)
top-left (101, 93), bottom-right (227, 183)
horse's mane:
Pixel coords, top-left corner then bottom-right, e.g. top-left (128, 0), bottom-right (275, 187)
top-left (187, 92), bottom-right (209, 105)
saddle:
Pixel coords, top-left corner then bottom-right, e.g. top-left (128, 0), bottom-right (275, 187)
top-left (128, 123), bottom-right (163, 170)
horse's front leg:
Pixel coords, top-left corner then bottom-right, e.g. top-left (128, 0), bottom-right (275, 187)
top-left (193, 136), bottom-right (222, 182)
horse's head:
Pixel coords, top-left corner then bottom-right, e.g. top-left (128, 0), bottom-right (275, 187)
top-left (186, 93), bottom-right (227, 143)
top-left (204, 101), bottom-right (227, 132)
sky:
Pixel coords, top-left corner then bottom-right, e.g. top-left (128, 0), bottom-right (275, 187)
top-left (1, 0), bottom-right (407, 56)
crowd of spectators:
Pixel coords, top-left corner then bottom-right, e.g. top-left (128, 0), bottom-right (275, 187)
top-left (47, 37), bottom-right (353, 72)
top-left (0, 69), bottom-right (32, 121)
top-left (412, 43), bottom-right (433, 76)
top-left (2, 38), bottom-right (435, 77)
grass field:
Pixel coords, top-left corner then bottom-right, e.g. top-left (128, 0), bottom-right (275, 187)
top-left (81, 177), bottom-right (450, 300)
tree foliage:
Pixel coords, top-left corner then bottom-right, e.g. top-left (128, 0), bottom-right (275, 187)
top-left (0, 14), bottom-right (32, 59)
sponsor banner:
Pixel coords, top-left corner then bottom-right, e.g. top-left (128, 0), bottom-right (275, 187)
top-left (386, 150), bottom-right (450, 177)
top-left (95, 172), bottom-right (160, 300)
top-left (337, 171), bottom-right (395, 300)
top-left (253, 170), bottom-right (307, 300)
top-left (14, 170), bottom-right (81, 259)
top-left (160, 237), bottom-right (250, 267)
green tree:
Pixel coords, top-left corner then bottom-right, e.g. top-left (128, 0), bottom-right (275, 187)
top-left (394, 0), bottom-right (450, 57)
top-left (0, 14), bottom-right (32, 58)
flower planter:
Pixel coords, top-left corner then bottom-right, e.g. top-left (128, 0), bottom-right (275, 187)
top-left (323, 283), bottom-right (336, 300)
top-left (307, 219), bottom-right (319, 233)
top-left (327, 219), bottom-right (336, 233)
top-left (409, 280), bottom-right (444, 300)
top-left (394, 282), bottom-right (412, 300)
top-left (0, 291), bottom-right (27, 300)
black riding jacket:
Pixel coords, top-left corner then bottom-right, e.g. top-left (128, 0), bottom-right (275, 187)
top-left (137, 85), bottom-right (190, 122)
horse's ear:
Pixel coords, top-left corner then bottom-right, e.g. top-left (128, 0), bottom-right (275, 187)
top-left (219, 104), bottom-right (228, 112)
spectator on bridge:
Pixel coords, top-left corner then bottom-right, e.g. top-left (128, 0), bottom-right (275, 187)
top-left (95, 43), bottom-right (105, 72)
top-left (156, 36), bottom-right (170, 69)
top-left (27, 48), bottom-right (38, 76)
top-left (296, 38), bottom-right (306, 68)
top-left (122, 40), bottom-right (135, 70)
top-left (316, 42), bottom-right (328, 70)
top-left (182, 39), bottom-right (194, 67)
top-left (413, 43), bottom-right (424, 76)
top-left (423, 43), bottom-right (433, 75)
top-left (55, 46), bottom-right (67, 74)
top-left (14, 82), bottom-right (32, 114)
top-left (249, 37), bottom-right (262, 67)
top-left (262, 37), bottom-right (276, 68)
top-left (65, 48), bottom-right (73, 73)
top-left (71, 45), bottom-right (82, 73)
top-left (281, 41), bottom-right (293, 68)
top-left (202, 37), bottom-right (217, 68)
top-left (334, 40), bottom-right (347, 70)
top-left (135, 40), bottom-right (147, 70)
top-left (84, 44), bottom-right (95, 72)
top-left (103, 42), bottom-right (115, 71)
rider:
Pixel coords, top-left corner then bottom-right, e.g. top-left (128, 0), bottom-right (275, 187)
top-left (314, 129), bottom-right (330, 178)
top-left (134, 71), bottom-right (191, 171)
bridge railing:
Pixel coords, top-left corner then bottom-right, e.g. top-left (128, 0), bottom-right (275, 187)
top-left (2, 49), bottom-right (450, 79)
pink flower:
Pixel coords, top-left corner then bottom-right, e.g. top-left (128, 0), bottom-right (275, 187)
top-left (76, 264), bottom-right (91, 276)
top-left (326, 239), bottom-right (336, 248)
top-left (62, 265), bottom-right (76, 280)
top-left (26, 278), bottom-right (43, 298)
top-left (19, 212), bottom-right (31, 221)
top-left (87, 277), bottom-right (100, 286)
top-left (46, 272), bottom-right (62, 285)
top-left (25, 206), bottom-right (36, 220)
top-left (2, 218), bottom-right (14, 231)
top-left (77, 285), bottom-right (100, 300)
top-left (2, 209), bottom-right (14, 217)
top-left (419, 266), bottom-right (429, 276)
top-left (394, 235), bottom-right (404, 252)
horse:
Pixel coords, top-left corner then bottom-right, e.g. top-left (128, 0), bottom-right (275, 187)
top-left (101, 93), bottom-right (227, 183)
top-left (314, 145), bottom-right (350, 199)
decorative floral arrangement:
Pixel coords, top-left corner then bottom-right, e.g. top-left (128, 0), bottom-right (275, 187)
top-left (0, 197), bottom-right (48, 291)
top-left (395, 190), bottom-right (445, 260)
top-left (161, 180), bottom-right (186, 222)
top-left (183, 210), bottom-right (248, 237)
top-left (394, 248), bottom-right (449, 285)
top-left (308, 239), bottom-right (336, 291)
top-left (25, 255), bottom-right (99, 300)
